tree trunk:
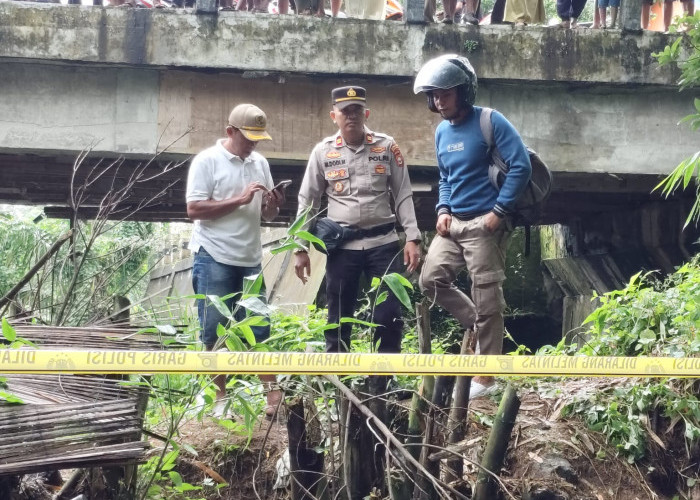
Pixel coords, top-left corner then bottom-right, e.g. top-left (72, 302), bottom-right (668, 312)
top-left (473, 384), bottom-right (520, 500)
top-left (288, 398), bottom-right (324, 500)
top-left (326, 376), bottom-right (468, 500)
top-left (341, 390), bottom-right (380, 500)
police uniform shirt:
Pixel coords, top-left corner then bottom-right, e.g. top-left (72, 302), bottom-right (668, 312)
top-left (297, 126), bottom-right (421, 250)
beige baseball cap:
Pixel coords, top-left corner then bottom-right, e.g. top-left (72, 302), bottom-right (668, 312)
top-left (228, 104), bottom-right (272, 142)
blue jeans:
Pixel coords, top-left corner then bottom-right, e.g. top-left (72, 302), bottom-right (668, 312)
top-left (192, 247), bottom-right (270, 348)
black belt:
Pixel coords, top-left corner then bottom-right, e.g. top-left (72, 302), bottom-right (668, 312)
top-left (351, 222), bottom-right (395, 238)
top-left (452, 211), bottom-right (489, 222)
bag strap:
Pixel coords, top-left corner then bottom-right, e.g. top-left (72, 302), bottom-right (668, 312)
top-left (480, 107), bottom-right (509, 189)
top-left (479, 107), bottom-right (494, 151)
top-left (481, 107), bottom-right (532, 256)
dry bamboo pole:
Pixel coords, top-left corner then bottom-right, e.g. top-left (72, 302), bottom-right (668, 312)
top-left (341, 384), bottom-right (378, 500)
top-left (406, 300), bottom-right (433, 461)
top-left (444, 330), bottom-right (476, 483)
top-left (414, 374), bottom-right (455, 500)
top-left (473, 384), bottom-right (521, 500)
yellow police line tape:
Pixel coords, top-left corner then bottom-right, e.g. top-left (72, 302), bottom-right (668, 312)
top-left (1, 350), bottom-right (699, 377)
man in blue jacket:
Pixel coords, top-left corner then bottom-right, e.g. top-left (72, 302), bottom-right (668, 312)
top-left (414, 54), bottom-right (532, 398)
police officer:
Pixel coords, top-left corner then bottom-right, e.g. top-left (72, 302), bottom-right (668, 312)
top-left (294, 86), bottom-right (421, 354)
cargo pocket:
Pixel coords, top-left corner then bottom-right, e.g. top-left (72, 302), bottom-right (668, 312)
top-left (370, 166), bottom-right (390, 192)
top-left (472, 269), bottom-right (506, 316)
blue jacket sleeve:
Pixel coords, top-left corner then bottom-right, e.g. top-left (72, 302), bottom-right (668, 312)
top-left (435, 132), bottom-right (452, 214)
top-left (491, 111), bottom-right (532, 215)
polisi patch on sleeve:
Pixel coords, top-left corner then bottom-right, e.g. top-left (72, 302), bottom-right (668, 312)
top-left (391, 143), bottom-right (405, 167)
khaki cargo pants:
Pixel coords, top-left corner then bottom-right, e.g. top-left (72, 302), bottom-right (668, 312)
top-left (419, 215), bottom-right (511, 355)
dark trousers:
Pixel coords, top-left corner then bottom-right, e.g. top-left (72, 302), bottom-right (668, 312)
top-left (325, 242), bottom-right (404, 353)
top-left (557, 0), bottom-right (586, 19)
top-left (491, 0), bottom-right (506, 23)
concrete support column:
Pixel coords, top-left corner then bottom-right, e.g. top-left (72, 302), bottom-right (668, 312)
top-left (620, 0), bottom-right (641, 31)
top-left (196, 0), bottom-right (218, 13)
top-left (405, 0), bottom-right (425, 23)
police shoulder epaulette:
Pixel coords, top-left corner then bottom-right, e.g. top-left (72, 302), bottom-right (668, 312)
top-left (322, 134), bottom-right (339, 145)
top-left (372, 131), bottom-right (392, 141)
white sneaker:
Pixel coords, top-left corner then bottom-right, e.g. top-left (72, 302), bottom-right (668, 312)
top-left (469, 381), bottom-right (497, 399)
top-left (194, 392), bottom-right (207, 410)
top-left (212, 399), bottom-right (228, 418)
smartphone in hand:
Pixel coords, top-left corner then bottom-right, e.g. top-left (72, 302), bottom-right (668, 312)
top-left (272, 179), bottom-right (292, 192)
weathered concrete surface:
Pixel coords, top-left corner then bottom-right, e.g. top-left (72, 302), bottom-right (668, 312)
top-left (0, 2), bottom-right (683, 84)
top-left (0, 63), bottom-right (160, 155)
top-left (1, 2), bottom-right (697, 177)
top-left (541, 203), bottom-right (697, 341)
top-left (1, 61), bottom-right (697, 176)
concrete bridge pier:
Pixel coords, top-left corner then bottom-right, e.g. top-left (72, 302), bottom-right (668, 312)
top-left (541, 200), bottom-right (698, 344)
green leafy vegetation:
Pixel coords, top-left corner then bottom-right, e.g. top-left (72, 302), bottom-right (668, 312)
top-left (0, 207), bottom-right (162, 325)
top-left (542, 257), bottom-right (700, 463)
top-left (654, 13), bottom-right (700, 228)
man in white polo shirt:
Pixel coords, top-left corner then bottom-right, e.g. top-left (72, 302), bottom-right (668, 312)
top-left (186, 103), bottom-right (285, 417)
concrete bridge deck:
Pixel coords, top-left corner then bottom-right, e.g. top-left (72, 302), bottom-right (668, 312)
top-left (0, 1), bottom-right (697, 227)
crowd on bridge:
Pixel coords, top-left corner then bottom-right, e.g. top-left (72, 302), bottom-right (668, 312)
top-left (26, 0), bottom-right (696, 30)
top-left (433, 0), bottom-right (695, 29)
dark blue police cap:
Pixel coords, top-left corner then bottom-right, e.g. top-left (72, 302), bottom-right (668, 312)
top-left (331, 86), bottom-right (367, 110)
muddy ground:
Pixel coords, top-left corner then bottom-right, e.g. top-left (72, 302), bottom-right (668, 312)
top-left (159, 378), bottom-right (698, 500)
top-left (8, 377), bottom-right (698, 500)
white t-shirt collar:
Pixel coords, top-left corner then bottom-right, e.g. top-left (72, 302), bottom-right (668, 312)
top-left (216, 138), bottom-right (252, 163)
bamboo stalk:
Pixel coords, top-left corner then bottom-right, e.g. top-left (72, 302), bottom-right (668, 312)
top-left (406, 300), bottom-right (433, 461)
top-left (414, 375), bottom-right (455, 500)
top-left (444, 331), bottom-right (475, 483)
top-left (473, 384), bottom-right (520, 500)
top-left (287, 397), bottom-right (324, 500)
